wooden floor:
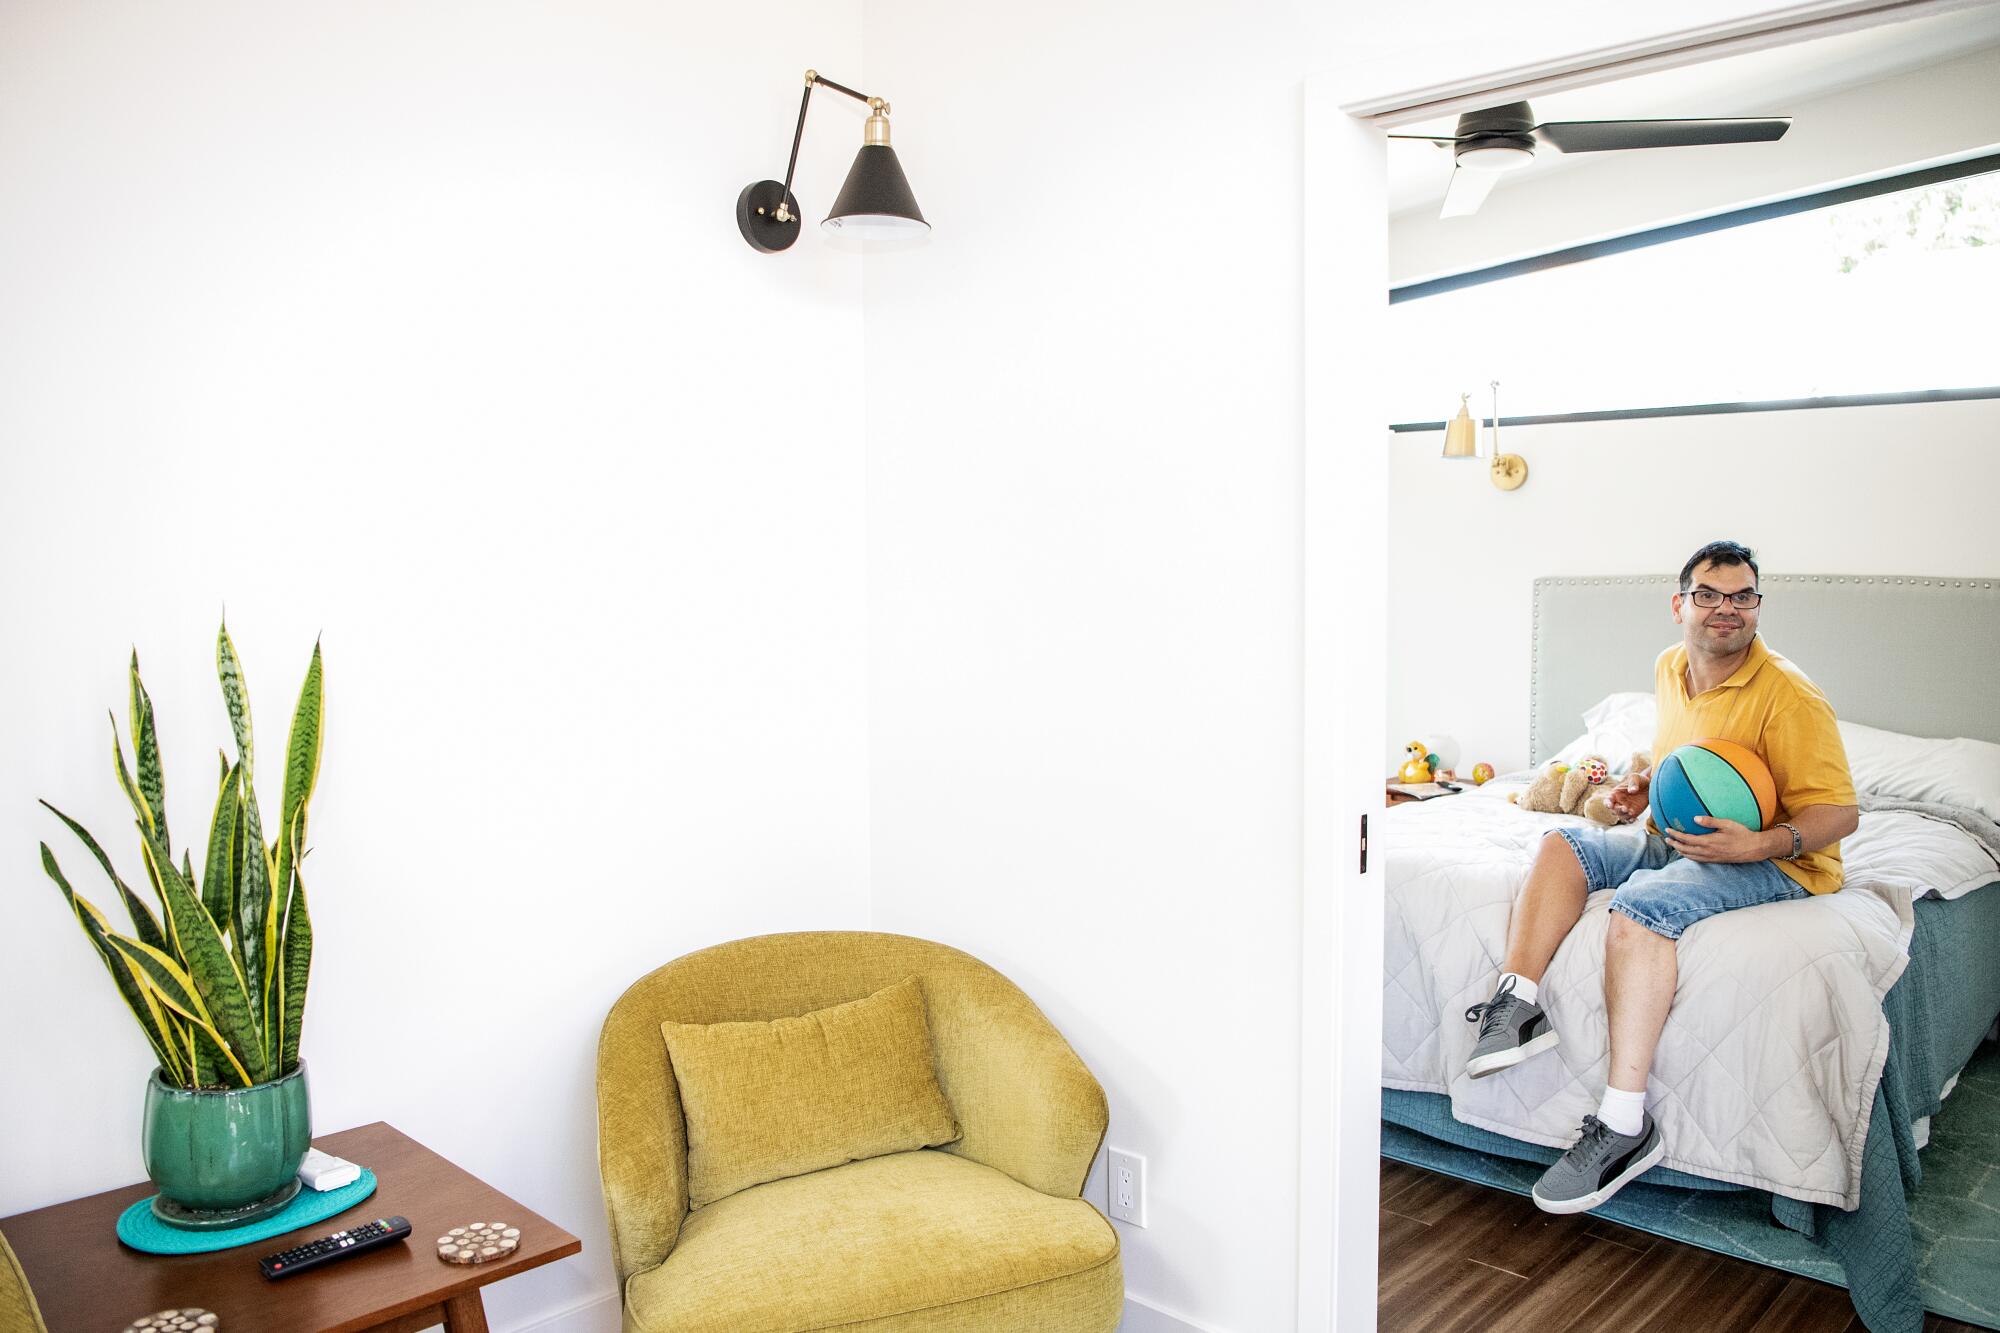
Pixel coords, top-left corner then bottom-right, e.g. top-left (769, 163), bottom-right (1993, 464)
top-left (1379, 1159), bottom-right (1986, 1333)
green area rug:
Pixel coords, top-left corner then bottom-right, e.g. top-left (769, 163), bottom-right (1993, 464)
top-left (1382, 1039), bottom-right (2000, 1329)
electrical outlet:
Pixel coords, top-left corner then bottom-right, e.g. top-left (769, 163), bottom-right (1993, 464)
top-left (1107, 1148), bottom-right (1146, 1227)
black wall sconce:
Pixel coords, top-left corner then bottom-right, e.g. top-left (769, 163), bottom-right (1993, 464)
top-left (737, 70), bottom-right (929, 253)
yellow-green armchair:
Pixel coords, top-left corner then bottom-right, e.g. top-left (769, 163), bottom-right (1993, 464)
top-left (597, 931), bottom-right (1123, 1333)
top-left (0, 1230), bottom-right (49, 1333)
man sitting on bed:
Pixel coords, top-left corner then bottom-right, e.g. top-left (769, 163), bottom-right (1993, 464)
top-left (1463, 539), bottom-right (1859, 1215)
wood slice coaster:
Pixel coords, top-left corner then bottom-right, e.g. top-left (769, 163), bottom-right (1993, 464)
top-left (435, 1220), bottom-right (520, 1265)
top-left (123, 1311), bottom-right (218, 1332)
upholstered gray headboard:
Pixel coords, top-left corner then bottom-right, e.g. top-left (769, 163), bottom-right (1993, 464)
top-left (1529, 574), bottom-right (2000, 765)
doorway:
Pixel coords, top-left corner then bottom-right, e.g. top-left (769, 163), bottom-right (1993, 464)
top-left (1298, 3), bottom-right (2000, 1328)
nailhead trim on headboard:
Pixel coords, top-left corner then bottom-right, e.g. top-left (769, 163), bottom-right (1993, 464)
top-left (1530, 575), bottom-right (1672, 763)
top-left (1528, 574), bottom-right (2000, 764)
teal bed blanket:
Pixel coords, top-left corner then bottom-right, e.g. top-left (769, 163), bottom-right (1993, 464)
top-left (1382, 885), bottom-right (2000, 1333)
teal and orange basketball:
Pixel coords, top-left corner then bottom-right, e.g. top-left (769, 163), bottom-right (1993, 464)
top-left (1650, 738), bottom-right (1778, 835)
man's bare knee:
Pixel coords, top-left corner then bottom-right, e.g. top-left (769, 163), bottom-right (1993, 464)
top-left (1606, 908), bottom-right (1669, 949)
top-left (1536, 831), bottom-right (1586, 883)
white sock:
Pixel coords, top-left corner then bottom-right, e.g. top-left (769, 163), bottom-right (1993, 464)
top-left (1500, 972), bottom-right (1539, 1005)
top-left (1597, 1085), bottom-right (1646, 1137)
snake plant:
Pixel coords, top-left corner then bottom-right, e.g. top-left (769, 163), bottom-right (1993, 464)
top-left (37, 623), bottom-right (323, 1090)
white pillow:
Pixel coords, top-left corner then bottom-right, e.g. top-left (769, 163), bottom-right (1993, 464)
top-left (1585, 691), bottom-right (1656, 737)
top-left (1838, 720), bottom-right (2000, 823)
top-left (1551, 692), bottom-right (1658, 773)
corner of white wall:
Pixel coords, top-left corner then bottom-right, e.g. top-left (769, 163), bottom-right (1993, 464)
top-left (0, 7), bottom-right (874, 1332)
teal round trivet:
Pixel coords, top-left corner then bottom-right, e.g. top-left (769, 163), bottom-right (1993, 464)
top-left (116, 1169), bottom-right (377, 1254)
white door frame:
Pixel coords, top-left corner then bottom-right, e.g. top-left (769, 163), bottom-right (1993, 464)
top-left (1295, 3), bottom-right (1970, 1327)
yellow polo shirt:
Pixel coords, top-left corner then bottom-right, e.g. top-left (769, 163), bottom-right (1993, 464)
top-left (1653, 634), bottom-right (1857, 895)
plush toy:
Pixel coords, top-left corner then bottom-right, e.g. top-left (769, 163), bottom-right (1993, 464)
top-left (1513, 755), bottom-right (1609, 818)
top-left (1582, 751), bottom-right (1653, 826)
top-left (1397, 740), bottom-right (1436, 785)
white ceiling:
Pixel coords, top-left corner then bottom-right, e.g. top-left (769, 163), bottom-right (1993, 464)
top-left (1386, 3), bottom-right (2000, 216)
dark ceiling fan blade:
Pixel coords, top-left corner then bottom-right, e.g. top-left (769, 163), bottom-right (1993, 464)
top-left (1536, 116), bottom-right (1790, 153)
top-left (1388, 134), bottom-right (1462, 145)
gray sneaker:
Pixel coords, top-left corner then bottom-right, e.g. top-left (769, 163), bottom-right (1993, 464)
top-left (1464, 975), bottom-right (1560, 1079)
top-left (1531, 1112), bottom-right (1665, 1214)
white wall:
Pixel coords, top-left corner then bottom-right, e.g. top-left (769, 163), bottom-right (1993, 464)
top-left (1390, 42), bottom-right (2000, 285)
top-left (1386, 399), bottom-right (2000, 776)
top-left (0, 5), bottom-right (871, 1330)
top-left (858, 2), bottom-right (1311, 1329)
top-left (6, 2), bottom-right (1931, 1331)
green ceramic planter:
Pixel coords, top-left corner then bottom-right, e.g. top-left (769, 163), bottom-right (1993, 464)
top-left (141, 1062), bottom-right (312, 1230)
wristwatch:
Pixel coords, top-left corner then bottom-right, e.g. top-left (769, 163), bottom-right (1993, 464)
top-left (1775, 822), bottom-right (1802, 860)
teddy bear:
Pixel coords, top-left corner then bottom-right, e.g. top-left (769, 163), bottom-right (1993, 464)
top-left (1514, 751), bottom-right (1652, 823)
top-left (1583, 750), bottom-right (1653, 826)
top-left (1513, 756), bottom-right (1606, 818)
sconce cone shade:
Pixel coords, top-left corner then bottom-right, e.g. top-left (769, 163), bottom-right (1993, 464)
top-left (822, 144), bottom-right (929, 240)
top-left (1442, 397), bottom-right (1478, 458)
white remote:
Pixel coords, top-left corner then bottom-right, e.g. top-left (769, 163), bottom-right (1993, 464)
top-left (297, 1148), bottom-right (362, 1192)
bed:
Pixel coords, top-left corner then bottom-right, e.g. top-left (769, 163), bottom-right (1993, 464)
top-left (1379, 574), bottom-right (2000, 1333)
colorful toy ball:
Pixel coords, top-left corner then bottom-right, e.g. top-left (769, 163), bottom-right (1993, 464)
top-left (1650, 739), bottom-right (1777, 835)
top-left (1578, 758), bottom-right (1610, 785)
top-left (1471, 763), bottom-right (1495, 785)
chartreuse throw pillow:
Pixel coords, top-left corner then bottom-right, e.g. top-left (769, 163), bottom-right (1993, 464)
top-left (661, 976), bottom-right (962, 1209)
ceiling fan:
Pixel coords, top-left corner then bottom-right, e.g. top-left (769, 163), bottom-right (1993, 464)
top-left (1392, 100), bottom-right (1791, 219)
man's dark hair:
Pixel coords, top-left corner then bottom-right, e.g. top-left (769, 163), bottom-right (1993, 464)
top-left (1679, 540), bottom-right (1759, 592)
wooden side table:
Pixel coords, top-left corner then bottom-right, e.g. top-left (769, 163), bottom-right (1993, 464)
top-left (0, 1122), bottom-right (581, 1333)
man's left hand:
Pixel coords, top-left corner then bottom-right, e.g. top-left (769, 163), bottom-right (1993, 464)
top-left (1664, 816), bottom-right (1772, 863)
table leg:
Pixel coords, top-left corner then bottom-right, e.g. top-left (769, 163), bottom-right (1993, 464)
top-left (442, 1289), bottom-right (490, 1333)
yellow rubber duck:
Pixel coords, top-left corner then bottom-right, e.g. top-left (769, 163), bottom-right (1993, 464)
top-left (1398, 740), bottom-right (1435, 785)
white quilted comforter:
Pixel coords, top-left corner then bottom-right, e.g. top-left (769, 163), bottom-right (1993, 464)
top-left (1381, 782), bottom-right (1998, 1209)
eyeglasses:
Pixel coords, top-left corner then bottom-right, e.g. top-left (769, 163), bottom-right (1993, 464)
top-left (1684, 588), bottom-right (1763, 609)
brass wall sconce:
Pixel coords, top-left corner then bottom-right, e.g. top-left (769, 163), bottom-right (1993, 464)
top-left (737, 70), bottom-right (929, 253)
top-left (1442, 384), bottom-right (1527, 490)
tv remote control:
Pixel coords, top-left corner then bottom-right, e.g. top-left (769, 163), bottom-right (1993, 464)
top-left (258, 1216), bottom-right (412, 1279)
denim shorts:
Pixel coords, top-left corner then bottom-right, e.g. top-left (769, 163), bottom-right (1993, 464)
top-left (1548, 824), bottom-right (1809, 940)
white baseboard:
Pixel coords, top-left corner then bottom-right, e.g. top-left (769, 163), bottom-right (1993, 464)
top-left (1121, 1293), bottom-right (1229, 1333)
top-left (468, 1290), bottom-right (621, 1333)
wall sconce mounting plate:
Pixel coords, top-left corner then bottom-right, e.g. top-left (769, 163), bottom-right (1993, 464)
top-left (737, 181), bottom-right (803, 253)
top-left (1490, 454), bottom-right (1528, 490)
